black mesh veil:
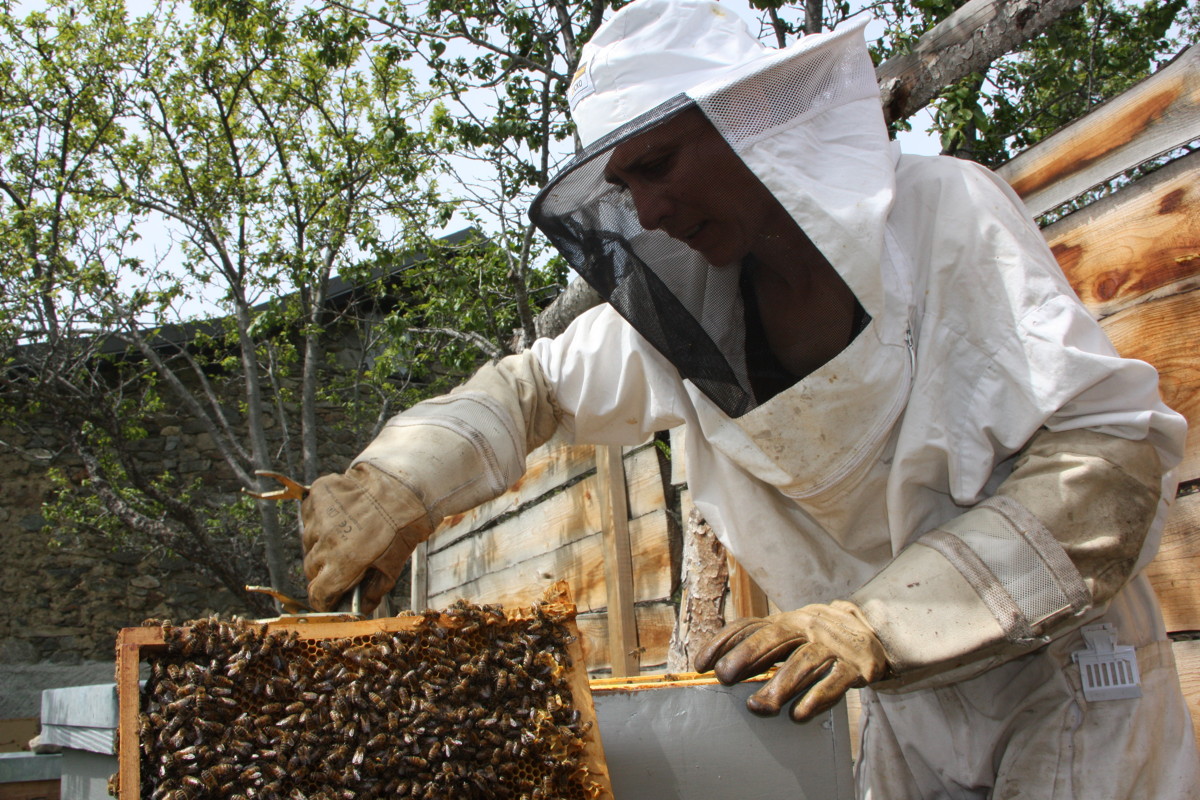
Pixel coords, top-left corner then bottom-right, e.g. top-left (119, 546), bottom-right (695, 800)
top-left (528, 22), bottom-right (880, 419)
top-left (530, 95), bottom-right (756, 417)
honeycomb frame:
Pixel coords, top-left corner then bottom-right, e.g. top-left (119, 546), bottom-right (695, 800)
top-left (113, 587), bottom-right (612, 800)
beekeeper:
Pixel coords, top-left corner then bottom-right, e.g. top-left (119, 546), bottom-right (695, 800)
top-left (300, 0), bottom-right (1199, 796)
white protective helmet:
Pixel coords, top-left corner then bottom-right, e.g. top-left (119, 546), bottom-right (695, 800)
top-left (530, 0), bottom-right (891, 417)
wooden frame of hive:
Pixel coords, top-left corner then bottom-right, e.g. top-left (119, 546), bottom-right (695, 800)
top-left (113, 584), bottom-right (612, 800)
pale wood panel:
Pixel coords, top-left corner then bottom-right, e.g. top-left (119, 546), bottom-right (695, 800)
top-left (409, 540), bottom-right (429, 610)
top-left (1147, 493), bottom-right (1200, 633)
top-left (431, 432), bottom-right (597, 546)
top-left (1174, 640), bottom-right (1200, 754)
top-left (1044, 150), bottom-right (1200, 318)
top-left (727, 555), bottom-right (770, 619)
top-left (997, 45), bottom-right (1200, 217)
top-left (425, 446), bottom-right (669, 597)
top-left (577, 601), bottom-right (678, 675)
top-left (427, 472), bottom-right (601, 598)
top-left (1100, 290), bottom-right (1200, 484)
top-left (428, 510), bottom-right (673, 612)
top-left (624, 445), bottom-right (667, 520)
top-left (669, 425), bottom-right (689, 487)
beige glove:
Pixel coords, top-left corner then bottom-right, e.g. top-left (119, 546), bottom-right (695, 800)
top-left (301, 464), bottom-right (436, 612)
top-left (694, 600), bottom-right (888, 722)
top-left (301, 351), bottom-right (560, 613)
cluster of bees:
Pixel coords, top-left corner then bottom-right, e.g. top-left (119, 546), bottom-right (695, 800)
top-left (127, 601), bottom-right (604, 800)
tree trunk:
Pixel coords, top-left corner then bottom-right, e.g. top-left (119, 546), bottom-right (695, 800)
top-left (877, 0), bottom-right (1087, 125)
top-left (532, 277), bottom-right (603, 340)
top-left (666, 505), bottom-right (730, 673)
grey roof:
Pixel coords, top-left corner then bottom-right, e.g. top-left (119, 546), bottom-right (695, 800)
top-left (0, 662), bottom-right (115, 720)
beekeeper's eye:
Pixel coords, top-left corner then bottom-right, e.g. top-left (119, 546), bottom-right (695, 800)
top-left (634, 153), bottom-right (673, 180)
top-left (603, 173), bottom-right (629, 193)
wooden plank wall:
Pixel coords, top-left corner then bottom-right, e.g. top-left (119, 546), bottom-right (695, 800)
top-left (413, 434), bottom-right (678, 677)
top-left (1000, 43), bottom-right (1200, 744)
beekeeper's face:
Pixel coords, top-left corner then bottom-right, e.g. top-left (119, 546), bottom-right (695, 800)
top-left (603, 107), bottom-right (788, 267)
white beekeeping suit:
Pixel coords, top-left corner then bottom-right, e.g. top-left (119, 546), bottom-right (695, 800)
top-left (300, 1), bottom-right (1199, 796)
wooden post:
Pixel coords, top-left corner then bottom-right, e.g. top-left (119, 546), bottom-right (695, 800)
top-left (410, 540), bottom-right (429, 612)
top-left (596, 444), bottom-right (640, 677)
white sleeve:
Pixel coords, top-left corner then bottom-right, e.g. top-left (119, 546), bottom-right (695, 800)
top-left (531, 304), bottom-right (690, 445)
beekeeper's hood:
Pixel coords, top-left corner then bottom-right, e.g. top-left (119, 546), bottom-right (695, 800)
top-left (530, 0), bottom-right (897, 418)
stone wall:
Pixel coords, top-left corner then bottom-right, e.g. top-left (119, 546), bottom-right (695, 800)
top-left (0, 405), bottom-right (404, 680)
top-left (0, 424), bottom-right (249, 667)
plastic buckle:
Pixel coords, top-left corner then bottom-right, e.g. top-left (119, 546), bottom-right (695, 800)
top-left (1071, 623), bottom-right (1141, 701)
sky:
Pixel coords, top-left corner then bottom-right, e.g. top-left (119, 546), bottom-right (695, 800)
top-left (9, 0), bottom-right (943, 322)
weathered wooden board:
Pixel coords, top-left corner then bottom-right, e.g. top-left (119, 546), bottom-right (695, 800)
top-left (624, 445), bottom-right (667, 520)
top-left (577, 601), bottom-right (678, 675)
top-left (1099, 289), bottom-right (1200, 483)
top-left (1174, 640), bottom-right (1200, 752)
top-left (1044, 150), bottom-right (1200, 319)
top-left (431, 432), bottom-right (598, 547)
top-left (728, 555), bottom-right (770, 620)
top-left (1146, 493), bottom-right (1200, 633)
top-left (427, 472), bottom-right (601, 598)
top-left (428, 510), bottom-right (673, 613)
top-left (425, 444), bottom-right (667, 598)
top-left (997, 45), bottom-right (1200, 217)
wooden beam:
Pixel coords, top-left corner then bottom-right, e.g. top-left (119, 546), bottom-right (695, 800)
top-left (1173, 640), bottom-right (1200, 754)
top-left (596, 444), bottom-right (640, 677)
top-left (877, 0), bottom-right (1086, 125)
top-left (1100, 289), bottom-right (1200, 484)
top-left (423, 448), bottom-right (667, 601)
top-left (1044, 149), bottom-right (1200, 319)
top-left (997, 45), bottom-right (1200, 217)
top-left (1146, 493), bottom-right (1200, 633)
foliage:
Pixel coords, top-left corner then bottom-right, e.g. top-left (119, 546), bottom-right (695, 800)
top-left (0, 0), bottom-right (455, 612)
top-left (875, 0), bottom-right (1193, 166)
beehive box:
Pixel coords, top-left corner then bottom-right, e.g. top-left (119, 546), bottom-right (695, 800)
top-left (112, 584), bottom-right (612, 800)
top-left (590, 673), bottom-right (854, 799)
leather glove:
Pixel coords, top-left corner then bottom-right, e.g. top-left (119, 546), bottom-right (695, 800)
top-left (694, 600), bottom-right (889, 722)
top-left (301, 463), bottom-right (437, 613)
